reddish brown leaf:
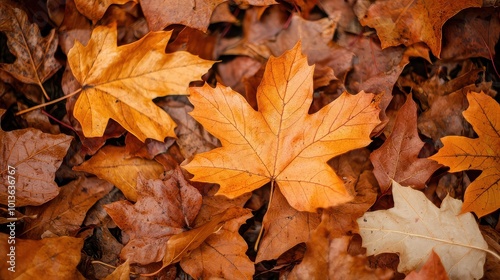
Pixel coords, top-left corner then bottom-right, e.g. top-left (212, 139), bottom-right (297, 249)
top-left (104, 168), bottom-right (202, 265)
top-left (74, 0), bottom-right (137, 21)
top-left (357, 0), bottom-right (482, 57)
top-left (141, 0), bottom-right (226, 32)
top-left (405, 251), bottom-right (450, 280)
top-left (73, 145), bottom-right (164, 201)
top-left (255, 187), bottom-right (320, 262)
top-left (0, 234), bottom-right (84, 279)
top-left (22, 177), bottom-right (113, 239)
top-left (370, 94), bottom-right (441, 192)
top-left (0, 110), bottom-right (72, 206)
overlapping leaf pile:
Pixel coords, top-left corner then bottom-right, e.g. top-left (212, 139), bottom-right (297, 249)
top-left (0, 0), bottom-right (499, 279)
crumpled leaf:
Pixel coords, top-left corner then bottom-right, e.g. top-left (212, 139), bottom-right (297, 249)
top-left (22, 177), bottom-right (113, 239)
top-left (0, 110), bottom-right (73, 206)
top-left (357, 0), bottom-right (482, 57)
top-left (184, 43), bottom-right (381, 212)
top-left (141, 0), bottom-right (226, 32)
top-left (73, 145), bottom-right (164, 201)
top-left (74, 0), bottom-right (137, 21)
top-left (370, 93), bottom-right (441, 192)
top-left (0, 1), bottom-right (61, 99)
top-left (288, 233), bottom-right (393, 280)
top-left (104, 168), bottom-right (202, 265)
top-left (357, 181), bottom-right (488, 280)
top-left (68, 24), bottom-right (214, 142)
top-left (405, 251), bottom-right (450, 280)
top-left (0, 234), bottom-right (84, 279)
top-left (430, 91), bottom-right (500, 217)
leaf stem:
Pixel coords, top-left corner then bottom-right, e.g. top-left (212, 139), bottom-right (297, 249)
top-left (254, 180), bottom-right (275, 251)
top-left (15, 88), bottom-right (82, 116)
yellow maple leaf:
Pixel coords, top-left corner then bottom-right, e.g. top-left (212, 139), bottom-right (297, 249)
top-left (67, 24), bottom-right (214, 142)
top-left (183, 43), bottom-right (381, 212)
top-left (430, 91), bottom-right (500, 217)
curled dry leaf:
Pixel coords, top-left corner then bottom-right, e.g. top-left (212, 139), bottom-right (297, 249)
top-left (22, 177), bottom-right (113, 239)
top-left (370, 93), bottom-right (441, 193)
top-left (430, 92), bottom-right (500, 217)
top-left (104, 168), bottom-right (202, 265)
top-left (184, 43), bottom-right (381, 212)
top-left (0, 110), bottom-right (72, 206)
top-left (0, 1), bottom-right (61, 100)
top-left (73, 145), bottom-right (164, 201)
top-left (74, 0), bottom-right (137, 21)
top-left (357, 0), bottom-right (482, 57)
top-left (103, 259), bottom-right (130, 280)
top-left (0, 234), bottom-right (84, 279)
top-left (357, 181), bottom-right (488, 279)
top-left (67, 24), bottom-right (214, 142)
top-left (141, 0), bottom-right (226, 32)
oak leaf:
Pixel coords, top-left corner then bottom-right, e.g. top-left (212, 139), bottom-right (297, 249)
top-left (370, 93), bottom-right (441, 193)
top-left (73, 145), bottom-right (164, 201)
top-left (67, 24), bottom-right (214, 142)
top-left (430, 91), bottom-right (500, 217)
top-left (0, 1), bottom-right (61, 100)
top-left (22, 177), bottom-right (113, 239)
top-left (358, 0), bottom-right (482, 57)
top-left (357, 181), bottom-right (488, 279)
top-left (288, 234), bottom-right (393, 280)
top-left (104, 168), bottom-right (202, 265)
top-left (0, 234), bottom-right (84, 279)
top-left (0, 110), bottom-right (73, 206)
top-left (184, 43), bottom-right (381, 212)
top-left (141, 0), bottom-right (226, 32)
top-left (405, 251), bottom-right (450, 280)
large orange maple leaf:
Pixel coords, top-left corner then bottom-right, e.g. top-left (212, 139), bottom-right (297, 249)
top-left (430, 91), bottom-right (500, 217)
top-left (183, 43), bottom-right (381, 212)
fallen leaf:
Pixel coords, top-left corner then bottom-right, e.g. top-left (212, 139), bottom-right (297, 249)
top-left (73, 145), bottom-right (164, 201)
top-left (22, 177), bottom-right (113, 239)
top-left (140, 0), bottom-right (226, 32)
top-left (0, 1), bottom-right (61, 100)
top-left (184, 43), bottom-right (381, 212)
top-left (0, 110), bottom-right (73, 206)
top-left (441, 8), bottom-right (500, 60)
top-left (104, 259), bottom-right (130, 280)
top-left (288, 233), bottom-right (393, 280)
top-left (67, 24), bottom-right (214, 142)
top-left (74, 0), bottom-right (137, 21)
top-left (357, 181), bottom-right (488, 279)
top-left (405, 250), bottom-right (449, 280)
top-left (58, 0), bottom-right (92, 55)
top-left (370, 93), bottom-right (441, 192)
top-left (430, 91), bottom-right (500, 217)
top-left (180, 208), bottom-right (254, 280)
top-left (357, 0), bottom-right (482, 57)
top-left (104, 168), bottom-right (202, 264)
top-left (255, 187), bottom-right (320, 262)
top-left (0, 234), bottom-right (84, 279)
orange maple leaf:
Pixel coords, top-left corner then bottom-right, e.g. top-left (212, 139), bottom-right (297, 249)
top-left (184, 43), bottom-right (381, 212)
top-left (430, 91), bottom-right (500, 217)
top-left (67, 24), bottom-right (214, 142)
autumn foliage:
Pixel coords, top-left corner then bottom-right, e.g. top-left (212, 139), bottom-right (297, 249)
top-left (0, 0), bottom-right (499, 279)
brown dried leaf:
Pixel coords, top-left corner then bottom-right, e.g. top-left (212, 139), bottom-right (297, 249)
top-left (22, 177), bottom-right (113, 239)
top-left (73, 145), bottom-right (164, 201)
top-left (0, 110), bottom-right (72, 206)
top-left (405, 251), bottom-right (449, 280)
top-left (74, 0), bottom-right (137, 21)
top-left (104, 168), bottom-right (202, 265)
